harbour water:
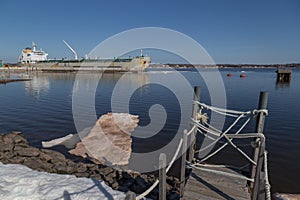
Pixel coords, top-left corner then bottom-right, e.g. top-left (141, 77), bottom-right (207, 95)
top-left (0, 68), bottom-right (300, 193)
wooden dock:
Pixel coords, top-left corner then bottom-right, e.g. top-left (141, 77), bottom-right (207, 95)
top-left (0, 78), bottom-right (31, 84)
top-left (179, 88), bottom-right (269, 200)
top-left (183, 167), bottom-right (251, 200)
top-left (125, 87), bottom-right (270, 200)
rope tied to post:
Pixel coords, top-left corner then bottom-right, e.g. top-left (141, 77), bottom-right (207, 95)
top-left (191, 100), bottom-right (271, 199)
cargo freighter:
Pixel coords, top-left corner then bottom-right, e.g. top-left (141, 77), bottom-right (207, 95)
top-left (18, 41), bottom-right (150, 71)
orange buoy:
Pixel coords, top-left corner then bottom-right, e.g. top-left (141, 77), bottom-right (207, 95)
top-left (227, 73), bottom-right (233, 77)
top-left (240, 74), bottom-right (247, 78)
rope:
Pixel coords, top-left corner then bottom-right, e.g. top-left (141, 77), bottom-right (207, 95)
top-left (194, 101), bottom-right (268, 117)
top-left (186, 124), bottom-right (197, 136)
top-left (192, 162), bottom-right (250, 171)
top-left (264, 151), bottom-right (271, 200)
top-left (253, 109), bottom-right (268, 116)
top-left (196, 130), bottom-right (253, 147)
top-left (202, 121), bottom-right (222, 134)
top-left (195, 113), bottom-right (246, 153)
top-left (193, 119), bottom-right (220, 136)
top-left (136, 139), bottom-right (183, 200)
top-left (198, 116), bottom-right (251, 160)
top-left (187, 162), bottom-right (254, 182)
top-left (194, 101), bottom-right (251, 117)
top-left (223, 134), bottom-right (257, 165)
top-left (197, 128), bottom-right (221, 141)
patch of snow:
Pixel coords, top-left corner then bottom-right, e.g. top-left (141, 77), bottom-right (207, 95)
top-left (0, 162), bottom-right (125, 200)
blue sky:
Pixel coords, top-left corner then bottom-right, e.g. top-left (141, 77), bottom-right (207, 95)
top-left (0, 0), bottom-right (299, 64)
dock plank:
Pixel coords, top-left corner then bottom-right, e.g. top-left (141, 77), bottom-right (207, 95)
top-left (183, 167), bottom-right (251, 200)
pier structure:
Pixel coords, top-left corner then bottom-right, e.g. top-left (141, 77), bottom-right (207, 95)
top-left (126, 87), bottom-right (270, 200)
top-left (276, 69), bottom-right (292, 83)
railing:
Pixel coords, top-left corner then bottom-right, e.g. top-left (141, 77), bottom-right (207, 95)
top-left (126, 87), bottom-right (271, 200)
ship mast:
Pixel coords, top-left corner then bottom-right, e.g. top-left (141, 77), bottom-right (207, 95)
top-left (32, 42), bottom-right (37, 51)
top-left (63, 40), bottom-right (78, 60)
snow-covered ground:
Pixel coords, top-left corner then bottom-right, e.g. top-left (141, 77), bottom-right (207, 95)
top-left (0, 162), bottom-right (125, 200)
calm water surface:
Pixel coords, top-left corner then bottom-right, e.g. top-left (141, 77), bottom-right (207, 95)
top-left (0, 68), bottom-right (300, 193)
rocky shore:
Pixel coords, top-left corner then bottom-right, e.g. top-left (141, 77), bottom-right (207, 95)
top-left (0, 132), bottom-right (180, 200)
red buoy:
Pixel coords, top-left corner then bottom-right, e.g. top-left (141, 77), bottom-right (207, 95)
top-left (227, 73), bottom-right (233, 77)
top-left (240, 74), bottom-right (246, 78)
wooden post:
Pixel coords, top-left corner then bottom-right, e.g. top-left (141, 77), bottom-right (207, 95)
top-left (188, 86), bottom-right (200, 162)
top-left (250, 92), bottom-right (268, 193)
top-left (125, 191), bottom-right (136, 200)
top-left (180, 129), bottom-right (188, 197)
top-left (252, 139), bottom-right (266, 200)
top-left (159, 153), bottom-right (167, 200)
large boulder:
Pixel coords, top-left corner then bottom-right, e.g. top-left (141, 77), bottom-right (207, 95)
top-left (69, 113), bottom-right (139, 166)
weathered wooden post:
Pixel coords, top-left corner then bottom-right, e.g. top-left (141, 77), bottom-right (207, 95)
top-left (159, 153), bottom-right (167, 200)
top-left (188, 86), bottom-right (200, 162)
top-left (250, 91), bottom-right (268, 199)
top-left (252, 136), bottom-right (266, 200)
top-left (180, 129), bottom-right (188, 197)
top-left (125, 191), bottom-right (136, 200)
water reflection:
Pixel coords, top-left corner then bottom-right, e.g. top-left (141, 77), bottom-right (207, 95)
top-left (24, 73), bottom-right (50, 98)
top-left (275, 81), bottom-right (291, 89)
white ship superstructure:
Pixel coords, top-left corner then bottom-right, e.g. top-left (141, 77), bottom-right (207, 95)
top-left (19, 42), bottom-right (48, 64)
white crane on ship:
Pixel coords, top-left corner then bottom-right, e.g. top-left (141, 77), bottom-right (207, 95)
top-left (63, 40), bottom-right (78, 60)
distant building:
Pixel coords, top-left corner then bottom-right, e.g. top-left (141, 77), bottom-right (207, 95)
top-left (0, 60), bottom-right (3, 67)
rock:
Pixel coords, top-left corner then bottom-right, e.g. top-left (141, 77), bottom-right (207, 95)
top-left (110, 181), bottom-right (119, 189)
top-left (41, 149), bottom-right (66, 162)
top-left (14, 146), bottom-right (40, 157)
top-left (76, 163), bottom-right (87, 173)
top-left (9, 156), bottom-right (26, 164)
top-left (74, 172), bottom-right (90, 178)
top-left (89, 174), bottom-right (102, 180)
top-left (105, 171), bottom-right (116, 184)
top-left (120, 178), bottom-right (134, 188)
top-left (12, 133), bottom-right (29, 145)
top-left (0, 151), bottom-right (14, 159)
top-left (135, 176), bottom-right (147, 188)
top-left (2, 134), bottom-right (16, 144)
top-left (118, 185), bottom-right (129, 192)
top-left (130, 176), bottom-right (148, 194)
top-left (69, 113), bottom-right (139, 166)
top-left (23, 157), bottom-right (52, 171)
top-left (131, 183), bottom-right (147, 194)
top-left (100, 167), bottom-right (114, 176)
top-left (86, 163), bottom-right (99, 171)
top-left (66, 160), bottom-right (77, 168)
top-left (54, 163), bottom-right (67, 174)
top-left (167, 192), bottom-right (180, 200)
top-left (39, 152), bottom-right (53, 162)
top-left (122, 171), bottom-right (132, 180)
top-left (0, 143), bottom-right (14, 152)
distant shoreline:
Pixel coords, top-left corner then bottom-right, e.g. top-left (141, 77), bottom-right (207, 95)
top-left (150, 63), bottom-right (300, 69)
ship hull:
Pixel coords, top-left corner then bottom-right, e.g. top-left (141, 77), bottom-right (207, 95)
top-left (19, 56), bottom-right (151, 72)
